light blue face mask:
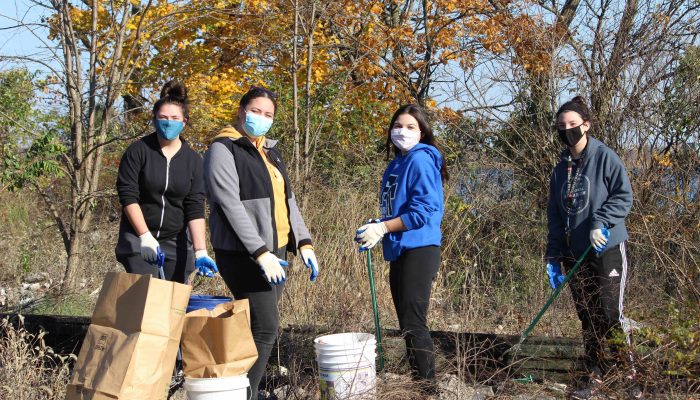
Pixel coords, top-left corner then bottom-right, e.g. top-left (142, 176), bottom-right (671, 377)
top-left (155, 119), bottom-right (184, 141)
top-left (243, 112), bottom-right (273, 137)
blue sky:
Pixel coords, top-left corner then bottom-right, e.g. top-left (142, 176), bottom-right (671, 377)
top-left (0, 0), bottom-right (57, 74)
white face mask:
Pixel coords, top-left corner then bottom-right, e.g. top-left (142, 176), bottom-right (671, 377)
top-left (391, 128), bottom-right (421, 152)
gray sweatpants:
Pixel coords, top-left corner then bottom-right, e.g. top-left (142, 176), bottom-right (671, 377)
top-left (115, 229), bottom-right (194, 283)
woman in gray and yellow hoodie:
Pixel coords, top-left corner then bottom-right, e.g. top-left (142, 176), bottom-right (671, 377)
top-left (203, 86), bottom-right (318, 399)
top-left (546, 96), bottom-right (639, 398)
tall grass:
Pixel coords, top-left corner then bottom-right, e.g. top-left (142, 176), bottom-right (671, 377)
top-left (0, 160), bottom-right (698, 398)
top-left (0, 316), bottom-right (73, 399)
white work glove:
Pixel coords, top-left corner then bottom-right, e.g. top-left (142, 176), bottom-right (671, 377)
top-left (139, 231), bottom-right (160, 262)
top-left (256, 251), bottom-right (289, 285)
top-left (300, 247), bottom-right (319, 282)
top-left (590, 227), bottom-right (610, 254)
top-left (355, 221), bottom-right (388, 251)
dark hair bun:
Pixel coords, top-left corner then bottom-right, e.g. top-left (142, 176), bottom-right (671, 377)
top-left (570, 96), bottom-right (587, 105)
top-left (153, 80), bottom-right (190, 120)
top-left (556, 95), bottom-right (592, 122)
top-left (160, 80), bottom-right (188, 104)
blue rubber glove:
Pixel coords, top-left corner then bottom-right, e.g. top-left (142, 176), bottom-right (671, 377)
top-left (300, 247), bottom-right (319, 282)
top-left (546, 261), bottom-right (566, 290)
top-left (194, 250), bottom-right (219, 278)
top-left (155, 247), bottom-right (165, 268)
top-left (590, 227), bottom-right (610, 254)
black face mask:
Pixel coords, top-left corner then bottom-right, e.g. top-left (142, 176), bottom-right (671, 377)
top-left (557, 125), bottom-right (584, 147)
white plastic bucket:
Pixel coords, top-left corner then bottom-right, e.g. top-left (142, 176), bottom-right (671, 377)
top-left (315, 333), bottom-right (377, 400)
top-left (184, 374), bottom-right (249, 400)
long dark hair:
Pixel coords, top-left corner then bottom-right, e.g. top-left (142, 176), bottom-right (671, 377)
top-left (386, 104), bottom-right (449, 182)
top-left (152, 80), bottom-right (189, 120)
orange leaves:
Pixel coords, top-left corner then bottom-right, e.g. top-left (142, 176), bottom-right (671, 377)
top-left (436, 106), bottom-right (462, 124)
top-left (504, 14), bottom-right (555, 74)
top-left (43, 0), bottom-right (569, 150)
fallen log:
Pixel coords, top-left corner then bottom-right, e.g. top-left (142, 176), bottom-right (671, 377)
top-left (277, 325), bottom-right (583, 384)
top-left (0, 313), bottom-right (584, 383)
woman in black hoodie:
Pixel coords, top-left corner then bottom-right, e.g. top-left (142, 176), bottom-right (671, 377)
top-left (115, 81), bottom-right (217, 282)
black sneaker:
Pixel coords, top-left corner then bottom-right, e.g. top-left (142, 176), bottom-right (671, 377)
top-left (627, 382), bottom-right (644, 399)
top-left (257, 389), bottom-right (277, 400)
top-left (571, 376), bottom-right (604, 400)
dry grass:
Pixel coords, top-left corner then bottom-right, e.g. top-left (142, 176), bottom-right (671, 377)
top-left (0, 168), bottom-right (698, 398)
top-left (0, 316), bottom-right (73, 399)
top-left (0, 173), bottom-right (679, 336)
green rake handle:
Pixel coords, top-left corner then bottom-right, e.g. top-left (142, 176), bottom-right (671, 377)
top-left (366, 249), bottom-right (385, 371)
top-left (517, 245), bottom-right (593, 346)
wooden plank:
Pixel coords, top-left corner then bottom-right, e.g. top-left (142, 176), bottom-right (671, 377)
top-left (0, 315), bottom-right (587, 384)
top-left (518, 370), bottom-right (573, 383)
top-left (515, 357), bottom-right (584, 372)
top-left (279, 326), bottom-right (585, 384)
top-left (0, 313), bottom-right (90, 354)
top-left (515, 343), bottom-right (584, 358)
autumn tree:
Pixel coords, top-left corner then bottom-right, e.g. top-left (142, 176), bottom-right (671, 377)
top-left (135, 0), bottom-right (550, 186)
top-left (1, 0), bottom-right (190, 290)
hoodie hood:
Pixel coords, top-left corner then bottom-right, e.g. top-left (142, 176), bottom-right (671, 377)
top-left (402, 143), bottom-right (443, 171)
top-left (213, 126), bottom-right (243, 141)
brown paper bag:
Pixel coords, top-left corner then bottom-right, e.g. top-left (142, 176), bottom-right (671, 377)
top-left (66, 272), bottom-right (191, 400)
top-left (180, 299), bottom-right (258, 378)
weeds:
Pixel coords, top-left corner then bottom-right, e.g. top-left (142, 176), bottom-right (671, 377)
top-left (0, 160), bottom-right (698, 397)
top-left (24, 292), bottom-right (96, 317)
top-left (0, 315), bottom-right (74, 400)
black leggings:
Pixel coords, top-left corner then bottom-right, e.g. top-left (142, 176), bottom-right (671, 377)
top-left (215, 248), bottom-right (286, 400)
top-left (389, 246), bottom-right (440, 383)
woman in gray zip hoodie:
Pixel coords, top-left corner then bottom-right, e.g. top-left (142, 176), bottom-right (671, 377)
top-left (545, 96), bottom-right (638, 397)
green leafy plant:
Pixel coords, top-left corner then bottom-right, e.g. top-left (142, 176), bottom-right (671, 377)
top-left (637, 304), bottom-right (700, 380)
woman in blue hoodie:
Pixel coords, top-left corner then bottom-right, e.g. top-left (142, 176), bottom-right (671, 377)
top-left (545, 96), bottom-right (638, 398)
top-left (355, 104), bottom-right (447, 393)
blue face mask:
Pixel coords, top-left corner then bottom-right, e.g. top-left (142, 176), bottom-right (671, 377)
top-left (243, 112), bottom-right (273, 137)
top-left (155, 119), bottom-right (184, 141)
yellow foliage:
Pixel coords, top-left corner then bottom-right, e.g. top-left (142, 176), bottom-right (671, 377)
top-left (46, 0), bottom-right (556, 149)
top-left (653, 153), bottom-right (673, 168)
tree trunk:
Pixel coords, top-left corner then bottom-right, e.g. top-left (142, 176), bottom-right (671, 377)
top-left (62, 229), bottom-right (82, 290)
top-left (292, 0), bottom-right (301, 182)
top-left (590, 0), bottom-right (638, 146)
top-left (301, 0), bottom-right (316, 209)
top-left (526, 0), bottom-right (581, 134)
